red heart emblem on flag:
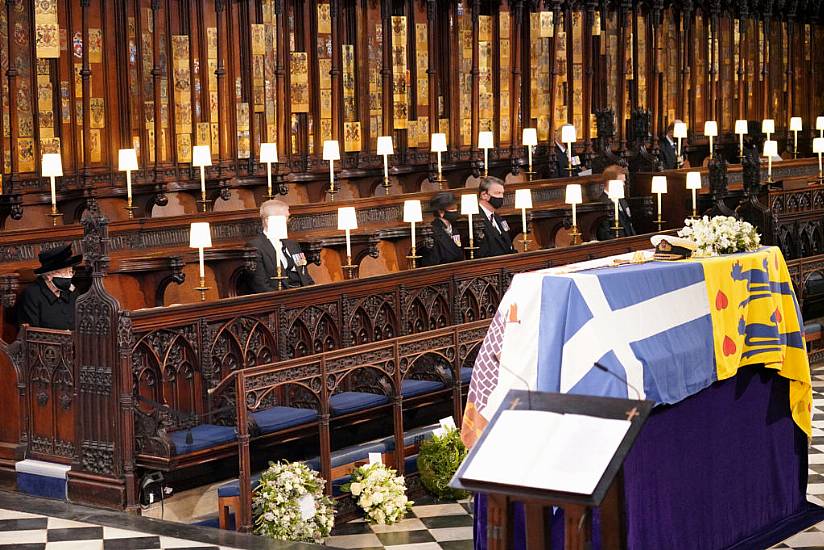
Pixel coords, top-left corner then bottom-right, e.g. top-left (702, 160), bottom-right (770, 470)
top-left (716, 290), bottom-right (729, 310)
top-left (775, 308), bottom-right (782, 323)
top-left (723, 335), bottom-right (737, 356)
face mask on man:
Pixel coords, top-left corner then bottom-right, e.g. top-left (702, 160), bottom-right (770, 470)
top-left (443, 210), bottom-right (460, 223)
top-left (488, 196), bottom-right (504, 209)
top-left (52, 277), bottom-right (72, 292)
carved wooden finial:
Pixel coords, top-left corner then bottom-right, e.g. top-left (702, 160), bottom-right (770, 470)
top-left (81, 207), bottom-right (110, 276)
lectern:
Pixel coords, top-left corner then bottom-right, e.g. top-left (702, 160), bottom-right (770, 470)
top-left (452, 389), bottom-right (652, 550)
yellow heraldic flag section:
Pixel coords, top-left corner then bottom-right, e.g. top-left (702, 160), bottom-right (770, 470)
top-left (698, 247), bottom-right (812, 437)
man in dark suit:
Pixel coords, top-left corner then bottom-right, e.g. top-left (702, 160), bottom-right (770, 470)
top-left (659, 121), bottom-right (680, 170)
top-left (476, 177), bottom-right (516, 258)
top-left (18, 244), bottom-right (82, 330)
top-left (420, 192), bottom-right (465, 267)
top-left (595, 164), bottom-right (636, 241)
top-left (247, 199), bottom-right (314, 292)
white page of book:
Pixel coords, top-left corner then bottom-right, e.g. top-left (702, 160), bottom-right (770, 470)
top-left (461, 409), bottom-right (631, 495)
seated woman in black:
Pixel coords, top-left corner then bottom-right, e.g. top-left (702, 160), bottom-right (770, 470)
top-left (419, 192), bottom-right (465, 267)
top-left (18, 244), bottom-right (82, 330)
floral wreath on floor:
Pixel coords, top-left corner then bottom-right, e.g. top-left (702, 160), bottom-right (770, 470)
top-left (678, 215), bottom-right (761, 256)
top-left (342, 462), bottom-right (413, 525)
top-left (417, 426), bottom-right (470, 500)
top-left (252, 461), bottom-right (335, 543)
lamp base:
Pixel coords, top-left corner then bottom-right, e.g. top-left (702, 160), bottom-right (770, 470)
top-left (47, 210), bottom-right (61, 227)
top-left (195, 276), bottom-right (210, 302)
top-left (342, 264), bottom-right (358, 280)
top-left (766, 175), bottom-right (774, 185)
top-left (432, 176), bottom-right (447, 190)
top-left (125, 204), bottom-right (139, 219)
top-left (382, 177), bottom-right (392, 193)
top-left (611, 223), bottom-right (623, 238)
top-left (520, 237), bottom-right (532, 252)
top-left (656, 218), bottom-right (667, 231)
top-left (569, 227), bottom-right (581, 246)
top-left (566, 167), bottom-right (575, 178)
top-left (269, 275), bottom-right (288, 291)
top-left (524, 170), bottom-right (536, 182)
top-left (464, 245), bottom-right (479, 260)
top-left (263, 193), bottom-right (277, 201)
top-left (196, 198), bottom-right (210, 213)
top-left (405, 254), bottom-right (422, 269)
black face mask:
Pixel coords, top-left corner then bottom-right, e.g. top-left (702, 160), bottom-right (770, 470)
top-left (443, 210), bottom-right (460, 223)
top-left (488, 196), bottom-right (504, 209)
top-left (52, 277), bottom-right (72, 292)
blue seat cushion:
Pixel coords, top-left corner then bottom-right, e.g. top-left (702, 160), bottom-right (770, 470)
top-left (169, 424), bottom-right (236, 455)
top-left (401, 379), bottom-right (445, 397)
top-left (461, 367), bottom-right (473, 383)
top-left (329, 392), bottom-right (389, 415)
top-left (805, 322), bottom-right (823, 340)
top-left (251, 406), bottom-right (318, 434)
top-left (381, 423), bottom-right (438, 451)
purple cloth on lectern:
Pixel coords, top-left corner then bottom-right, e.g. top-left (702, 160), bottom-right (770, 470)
top-left (473, 365), bottom-right (821, 549)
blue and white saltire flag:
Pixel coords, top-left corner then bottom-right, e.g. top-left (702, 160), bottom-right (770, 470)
top-left (468, 253), bottom-right (716, 429)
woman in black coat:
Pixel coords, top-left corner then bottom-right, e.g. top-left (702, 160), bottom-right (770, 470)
top-left (419, 192), bottom-right (465, 267)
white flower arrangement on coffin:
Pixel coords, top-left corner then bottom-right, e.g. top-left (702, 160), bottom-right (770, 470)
top-left (678, 215), bottom-right (761, 256)
top-left (342, 462), bottom-right (413, 525)
top-left (252, 461), bottom-right (335, 543)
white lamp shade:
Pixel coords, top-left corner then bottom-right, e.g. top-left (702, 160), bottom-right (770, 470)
top-left (377, 136), bottom-right (394, 156)
top-left (790, 116), bottom-right (803, 132)
top-left (651, 175), bottom-right (668, 194)
top-left (686, 171), bottom-right (703, 190)
top-left (762, 119), bottom-right (775, 134)
top-left (266, 215), bottom-right (288, 240)
top-left (522, 128), bottom-right (538, 146)
top-left (192, 145), bottom-right (212, 167)
top-left (323, 140), bottom-right (341, 161)
top-left (561, 124), bottom-right (577, 143)
top-left (260, 142), bottom-right (278, 163)
top-left (189, 222), bottom-right (212, 248)
top-left (814, 137), bottom-right (824, 154)
top-left (403, 199), bottom-right (423, 223)
top-left (430, 133), bottom-right (447, 153)
top-left (734, 119), bottom-right (748, 135)
top-left (478, 131), bottom-right (494, 149)
top-left (703, 120), bottom-right (718, 137)
top-left (673, 122), bottom-right (687, 139)
top-left (607, 180), bottom-right (624, 200)
top-left (564, 184), bottom-right (582, 205)
top-left (118, 148), bottom-right (138, 171)
top-left (460, 193), bottom-right (479, 215)
top-left (763, 139), bottom-right (778, 157)
top-left (515, 188), bottom-right (534, 209)
top-left (817, 116), bottom-right (824, 131)
top-left (337, 206), bottom-right (358, 230)
top-left (41, 153), bottom-right (63, 177)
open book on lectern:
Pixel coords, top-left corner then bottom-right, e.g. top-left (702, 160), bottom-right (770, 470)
top-left (452, 389), bottom-right (653, 506)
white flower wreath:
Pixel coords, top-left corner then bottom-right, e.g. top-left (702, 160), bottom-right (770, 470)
top-left (343, 462), bottom-right (413, 525)
top-left (678, 215), bottom-right (761, 256)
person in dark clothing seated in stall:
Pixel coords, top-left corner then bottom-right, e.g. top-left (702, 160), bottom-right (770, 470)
top-left (595, 164), bottom-right (637, 241)
top-left (659, 121), bottom-right (681, 170)
top-left (420, 192), bottom-right (465, 267)
top-left (476, 177), bottom-right (516, 258)
top-left (18, 244), bottom-right (82, 330)
top-left (247, 199), bottom-right (314, 292)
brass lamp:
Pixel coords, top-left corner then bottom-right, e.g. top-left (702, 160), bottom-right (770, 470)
top-left (704, 120), bottom-right (718, 158)
top-left (686, 171), bottom-right (702, 218)
top-left (817, 116), bottom-right (824, 139)
top-left (42, 153), bottom-right (63, 226)
top-left (522, 128), bottom-right (538, 181)
top-left (118, 148), bottom-right (139, 218)
top-left (790, 117), bottom-right (803, 159)
top-left (337, 206), bottom-right (358, 278)
top-left (607, 179), bottom-right (624, 236)
top-left (323, 140), bottom-right (341, 199)
top-left (266, 214), bottom-right (289, 290)
top-left (377, 136), bottom-right (394, 192)
top-left (673, 121), bottom-right (687, 167)
top-left (515, 189), bottom-right (533, 251)
top-left (762, 118), bottom-right (775, 141)
top-left (651, 175), bottom-right (667, 230)
top-left (189, 221), bottom-right (212, 301)
top-left (192, 145), bottom-right (212, 212)
top-left (734, 120), bottom-right (748, 161)
top-left (814, 137), bottom-right (824, 183)
top-left (478, 131), bottom-right (494, 177)
top-left (460, 193), bottom-right (479, 259)
top-left (431, 133), bottom-right (448, 188)
top-left (763, 139), bottom-right (778, 184)
top-left (561, 123), bottom-right (576, 176)
top-left (565, 184), bottom-right (582, 245)
top-left (259, 142), bottom-right (278, 199)
top-left (403, 199), bottom-right (423, 268)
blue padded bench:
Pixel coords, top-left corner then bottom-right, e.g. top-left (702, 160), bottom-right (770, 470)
top-left (329, 391), bottom-right (389, 415)
top-left (805, 322), bottom-right (823, 344)
top-left (216, 422), bottom-right (438, 530)
top-left (251, 406), bottom-right (318, 435)
top-left (401, 378), bottom-right (445, 397)
top-left (461, 367), bottom-right (473, 383)
top-left (169, 424), bottom-right (237, 455)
